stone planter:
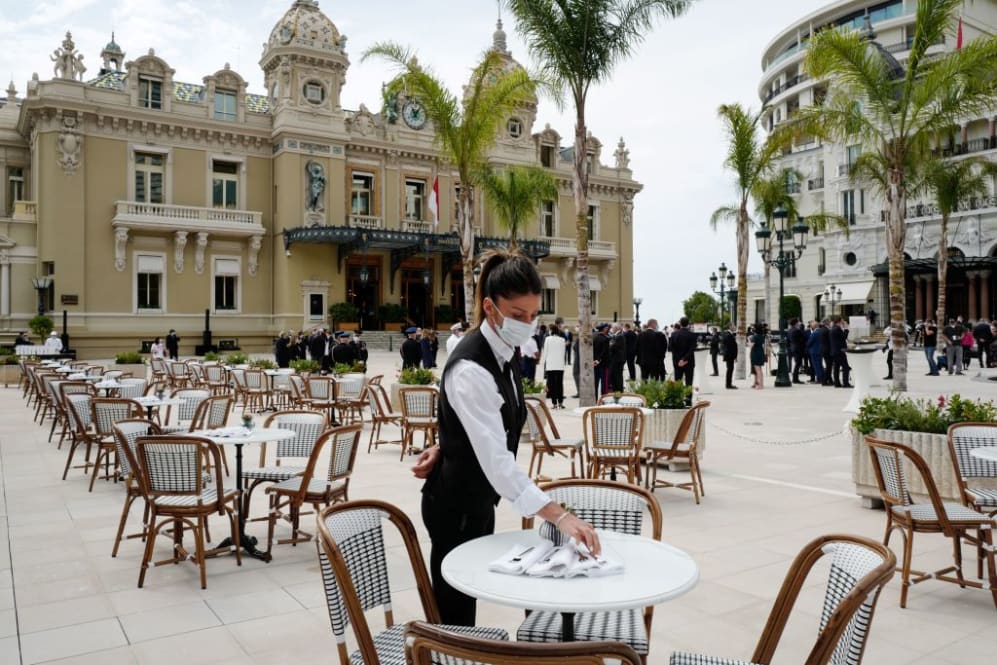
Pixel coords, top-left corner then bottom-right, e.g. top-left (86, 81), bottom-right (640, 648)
top-left (850, 427), bottom-right (962, 508)
top-left (643, 407), bottom-right (705, 470)
top-left (391, 382), bottom-right (437, 412)
top-left (1, 364), bottom-right (21, 388)
top-left (114, 363), bottom-right (149, 380)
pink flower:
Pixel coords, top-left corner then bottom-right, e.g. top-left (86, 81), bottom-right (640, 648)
top-left (937, 395), bottom-right (946, 408)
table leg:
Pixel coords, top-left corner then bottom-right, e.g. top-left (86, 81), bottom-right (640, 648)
top-left (561, 612), bottom-right (575, 641)
top-left (217, 442), bottom-right (271, 563)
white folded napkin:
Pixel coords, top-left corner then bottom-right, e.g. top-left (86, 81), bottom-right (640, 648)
top-left (488, 540), bottom-right (553, 575)
top-left (525, 545), bottom-right (576, 577)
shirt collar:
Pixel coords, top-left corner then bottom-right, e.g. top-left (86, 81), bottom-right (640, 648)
top-left (480, 318), bottom-right (516, 366)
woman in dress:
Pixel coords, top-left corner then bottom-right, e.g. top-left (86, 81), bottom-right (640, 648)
top-left (150, 337), bottom-right (166, 360)
top-left (411, 249), bottom-right (600, 626)
top-left (749, 323), bottom-right (767, 389)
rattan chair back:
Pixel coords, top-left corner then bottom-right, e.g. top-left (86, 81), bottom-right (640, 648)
top-left (946, 422), bottom-right (997, 507)
top-left (262, 410), bottom-right (327, 463)
top-left (399, 386), bottom-right (437, 419)
top-left (92, 398), bottom-right (143, 437)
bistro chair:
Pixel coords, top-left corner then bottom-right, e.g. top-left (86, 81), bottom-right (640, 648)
top-left (63, 391), bottom-right (100, 480)
top-left (306, 376), bottom-right (339, 422)
top-left (149, 358), bottom-right (167, 384)
top-left (264, 424), bottom-right (362, 556)
top-left (946, 422), bottom-right (997, 516)
top-left (670, 534), bottom-right (896, 665)
top-left (191, 394), bottom-right (234, 476)
top-left (399, 386), bottom-right (439, 460)
top-left (518, 479), bottom-right (662, 660)
top-left (242, 410), bottom-right (327, 515)
top-left (51, 380), bottom-right (94, 446)
top-left (583, 406), bottom-right (644, 483)
top-left (201, 364), bottom-right (229, 395)
top-left (135, 435), bottom-right (242, 589)
top-left (524, 397), bottom-right (583, 481)
top-left (162, 388), bottom-right (210, 432)
top-left (110, 419), bottom-right (162, 557)
top-left (118, 377), bottom-right (148, 399)
top-left (270, 369), bottom-right (295, 409)
top-left (316, 500), bottom-right (509, 665)
top-left (404, 620), bottom-right (641, 665)
top-left (288, 374), bottom-right (312, 409)
top-left (366, 384), bottom-right (404, 453)
top-left (866, 435), bottom-right (997, 609)
top-left (89, 397), bottom-right (144, 491)
top-left (334, 375), bottom-right (367, 424)
top-left (242, 368), bottom-right (269, 414)
top-left (644, 400), bottom-right (710, 503)
top-left (166, 361), bottom-right (192, 389)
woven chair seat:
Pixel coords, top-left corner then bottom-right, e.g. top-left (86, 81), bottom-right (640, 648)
top-left (967, 487), bottom-right (997, 507)
top-left (405, 417), bottom-right (437, 426)
top-left (669, 652), bottom-right (758, 665)
top-left (154, 487), bottom-right (237, 507)
top-left (242, 465), bottom-right (304, 482)
top-left (350, 623), bottom-right (509, 665)
top-left (273, 476), bottom-right (346, 497)
top-left (645, 440), bottom-right (691, 453)
top-left (591, 448), bottom-right (637, 459)
top-left (517, 609), bottom-right (648, 654)
top-left (891, 501), bottom-right (993, 524)
top-left (551, 437), bottom-right (583, 449)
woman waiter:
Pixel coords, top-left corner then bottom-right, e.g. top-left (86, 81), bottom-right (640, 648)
top-left (412, 250), bottom-right (600, 626)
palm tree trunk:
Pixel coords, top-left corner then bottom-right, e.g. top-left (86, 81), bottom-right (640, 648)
top-left (763, 262), bottom-right (772, 331)
top-left (573, 107), bottom-right (595, 407)
top-left (935, 212), bottom-right (948, 324)
top-left (735, 201), bottom-right (749, 380)
top-left (459, 189), bottom-right (476, 324)
top-left (885, 175), bottom-right (908, 392)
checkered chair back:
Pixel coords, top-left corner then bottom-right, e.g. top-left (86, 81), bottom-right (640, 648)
top-left (103, 370), bottom-right (125, 381)
top-left (336, 377), bottom-right (364, 401)
top-left (272, 370), bottom-right (293, 392)
top-left (92, 398), bottom-right (142, 437)
top-left (289, 374), bottom-right (307, 401)
top-left (112, 419), bottom-right (161, 480)
top-left (367, 385), bottom-right (386, 418)
top-left (188, 363), bottom-right (205, 384)
top-left (264, 410), bottom-right (327, 459)
top-left (168, 362), bottom-right (190, 380)
top-left (136, 436), bottom-right (222, 500)
top-left (229, 368), bottom-right (247, 390)
top-left (947, 423), bottom-right (997, 483)
top-left (308, 376), bottom-right (334, 401)
top-left (85, 365), bottom-right (104, 377)
top-left (204, 365), bottom-right (227, 384)
top-left (118, 378), bottom-right (147, 398)
top-left (867, 440), bottom-right (913, 507)
top-left (245, 369), bottom-right (265, 390)
top-left (150, 358), bottom-right (166, 375)
top-left (400, 387), bottom-right (437, 419)
top-left (65, 392), bottom-right (94, 432)
top-left (539, 481), bottom-right (655, 537)
top-left (585, 407), bottom-right (642, 455)
top-left (524, 401), bottom-right (553, 455)
top-left (325, 425), bottom-right (362, 483)
top-left (171, 389), bottom-right (210, 423)
top-left (195, 395), bottom-right (233, 430)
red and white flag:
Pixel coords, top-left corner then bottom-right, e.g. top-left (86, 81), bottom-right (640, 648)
top-left (957, 15), bottom-right (963, 50)
top-left (428, 176), bottom-right (440, 226)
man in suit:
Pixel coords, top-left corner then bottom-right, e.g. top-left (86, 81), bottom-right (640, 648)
top-left (806, 320), bottom-right (825, 385)
top-left (819, 319), bottom-right (833, 385)
top-left (166, 329), bottom-right (180, 361)
top-left (721, 322), bottom-right (738, 389)
top-left (788, 318), bottom-right (806, 384)
top-left (592, 323), bottom-right (611, 396)
top-left (400, 326), bottom-right (422, 369)
top-left (623, 323), bottom-right (638, 381)
top-left (974, 318), bottom-right (993, 368)
top-left (636, 318), bottom-right (666, 381)
top-left (309, 328), bottom-right (329, 372)
top-left (708, 327), bottom-right (720, 376)
top-left (670, 316), bottom-right (698, 387)
top-left (829, 317), bottom-right (851, 388)
top-left (608, 324), bottom-right (627, 392)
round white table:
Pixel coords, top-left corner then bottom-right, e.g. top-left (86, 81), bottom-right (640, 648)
top-left (189, 427), bottom-right (297, 562)
top-left (442, 529), bottom-right (698, 642)
top-left (571, 405), bottom-right (654, 417)
top-left (133, 395), bottom-right (185, 420)
top-left (94, 380), bottom-right (123, 396)
top-left (970, 447), bottom-right (997, 463)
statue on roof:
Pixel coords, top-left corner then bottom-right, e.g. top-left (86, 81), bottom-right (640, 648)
top-left (51, 32), bottom-right (86, 81)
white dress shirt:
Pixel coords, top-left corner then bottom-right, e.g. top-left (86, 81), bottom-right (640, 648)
top-left (445, 321), bottom-right (551, 517)
top-left (445, 332), bottom-right (463, 355)
top-left (541, 335), bottom-right (566, 371)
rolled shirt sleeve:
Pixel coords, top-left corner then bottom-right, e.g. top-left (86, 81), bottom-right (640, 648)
top-left (446, 360), bottom-right (551, 517)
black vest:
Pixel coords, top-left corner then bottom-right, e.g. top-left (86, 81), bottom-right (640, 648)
top-left (424, 327), bottom-right (526, 508)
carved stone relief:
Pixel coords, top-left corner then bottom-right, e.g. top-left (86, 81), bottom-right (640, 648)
top-left (248, 235), bottom-right (262, 276)
top-left (57, 113), bottom-right (82, 174)
top-left (174, 231), bottom-right (187, 273)
top-left (114, 228), bottom-right (129, 271)
top-left (195, 232), bottom-right (209, 274)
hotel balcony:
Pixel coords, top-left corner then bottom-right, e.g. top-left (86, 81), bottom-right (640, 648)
top-left (11, 200), bottom-right (37, 222)
top-left (546, 236), bottom-right (617, 259)
top-left (111, 201), bottom-right (265, 236)
top-left (347, 214), bottom-right (384, 230)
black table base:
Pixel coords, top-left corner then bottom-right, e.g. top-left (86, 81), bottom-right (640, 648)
top-left (218, 441), bottom-right (271, 563)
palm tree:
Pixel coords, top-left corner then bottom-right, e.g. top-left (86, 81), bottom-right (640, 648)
top-left (479, 165), bottom-right (558, 250)
top-left (362, 44), bottom-right (537, 322)
top-left (752, 168), bottom-right (803, 330)
top-left (711, 103), bottom-right (786, 380)
top-left (507, 0), bottom-right (696, 406)
top-left (921, 156), bottom-right (997, 323)
top-left (787, 0), bottom-right (997, 391)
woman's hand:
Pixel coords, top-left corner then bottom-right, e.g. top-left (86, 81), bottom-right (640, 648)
top-left (558, 513), bottom-right (601, 556)
top-left (411, 446), bottom-right (440, 479)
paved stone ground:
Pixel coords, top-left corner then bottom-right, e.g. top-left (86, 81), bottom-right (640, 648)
top-left (0, 348), bottom-right (995, 664)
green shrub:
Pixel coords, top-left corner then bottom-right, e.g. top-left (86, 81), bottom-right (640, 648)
top-left (328, 302), bottom-right (359, 324)
top-left (29, 315), bottom-right (54, 339)
top-left (399, 367), bottom-right (436, 385)
top-left (290, 358), bottom-right (321, 373)
top-left (224, 352), bottom-right (250, 365)
top-left (249, 358), bottom-right (277, 370)
top-left (203, 351), bottom-right (220, 361)
top-left (334, 361), bottom-right (366, 375)
top-left (378, 303), bottom-right (408, 323)
top-left (852, 393), bottom-right (997, 435)
top-left (115, 351), bottom-right (144, 364)
top-left (522, 377), bottom-right (546, 395)
top-left (1, 355), bottom-right (20, 365)
top-left (626, 378), bottom-right (692, 409)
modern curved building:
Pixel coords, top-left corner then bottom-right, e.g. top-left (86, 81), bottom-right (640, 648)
top-left (0, 0), bottom-right (641, 357)
top-left (747, 0), bottom-right (997, 329)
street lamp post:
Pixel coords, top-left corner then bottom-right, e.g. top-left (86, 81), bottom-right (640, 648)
top-left (708, 261), bottom-right (736, 326)
top-left (632, 297), bottom-right (643, 328)
top-left (755, 207), bottom-right (809, 388)
top-left (824, 283), bottom-right (842, 318)
top-left (31, 276), bottom-right (52, 316)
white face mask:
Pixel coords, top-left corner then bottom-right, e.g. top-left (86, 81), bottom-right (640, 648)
top-left (491, 304), bottom-right (538, 348)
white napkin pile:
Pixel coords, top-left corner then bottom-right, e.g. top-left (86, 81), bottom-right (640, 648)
top-left (205, 427), bottom-right (253, 438)
top-left (488, 539), bottom-right (623, 578)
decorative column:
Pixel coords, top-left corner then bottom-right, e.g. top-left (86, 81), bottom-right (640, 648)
top-left (967, 271), bottom-right (978, 320)
top-left (980, 271), bottom-right (992, 318)
top-left (0, 251), bottom-right (10, 317)
top-left (174, 231), bottom-right (187, 273)
top-left (913, 275), bottom-right (923, 323)
top-left (925, 274), bottom-right (936, 321)
top-left (248, 235), bottom-right (262, 276)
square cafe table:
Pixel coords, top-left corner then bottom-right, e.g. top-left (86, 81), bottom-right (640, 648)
top-left (442, 529), bottom-right (698, 642)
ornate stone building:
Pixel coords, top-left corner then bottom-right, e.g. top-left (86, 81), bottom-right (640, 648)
top-left (0, 0), bottom-right (641, 357)
top-left (747, 0), bottom-right (997, 328)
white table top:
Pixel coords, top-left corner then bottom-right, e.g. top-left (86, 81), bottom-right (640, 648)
top-left (134, 396), bottom-right (185, 408)
top-left (54, 366), bottom-right (77, 374)
top-left (970, 447), bottom-right (997, 463)
top-left (95, 381), bottom-right (123, 389)
top-left (189, 427), bottom-right (297, 445)
top-left (442, 530), bottom-right (698, 614)
top-left (571, 405), bottom-right (654, 417)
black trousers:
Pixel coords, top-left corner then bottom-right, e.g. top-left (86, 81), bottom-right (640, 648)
top-left (626, 356), bottom-right (636, 381)
top-left (422, 492), bottom-right (495, 626)
top-left (724, 358), bottom-right (736, 387)
top-left (639, 362), bottom-right (655, 381)
top-left (546, 370), bottom-right (564, 405)
top-left (609, 363), bottom-right (625, 392)
top-left (791, 350), bottom-right (804, 381)
top-left (832, 351), bottom-right (850, 386)
top-left (710, 351), bottom-right (719, 375)
top-left (673, 361), bottom-right (694, 387)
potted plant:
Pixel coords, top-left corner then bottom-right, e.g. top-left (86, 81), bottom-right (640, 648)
top-left (627, 378), bottom-right (705, 465)
top-left (114, 351), bottom-right (148, 380)
top-left (392, 366), bottom-right (437, 410)
top-left (850, 393), bottom-right (997, 507)
top-left (290, 358), bottom-right (321, 375)
top-left (203, 351), bottom-right (220, 362)
top-left (0, 350), bottom-right (21, 387)
top-left (29, 314), bottom-right (54, 340)
top-left (224, 352), bottom-right (250, 366)
top-left (378, 303), bottom-right (408, 327)
top-left (249, 358), bottom-right (278, 370)
top-left (522, 377), bottom-right (546, 397)
top-left (329, 302), bottom-right (360, 331)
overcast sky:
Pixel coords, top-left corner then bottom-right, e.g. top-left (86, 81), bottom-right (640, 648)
top-left (0, 0), bottom-right (833, 321)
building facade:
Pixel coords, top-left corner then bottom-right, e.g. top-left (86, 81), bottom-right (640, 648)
top-left (0, 0), bottom-right (641, 358)
top-left (747, 0), bottom-right (997, 330)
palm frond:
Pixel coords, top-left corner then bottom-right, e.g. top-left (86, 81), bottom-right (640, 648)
top-left (709, 205), bottom-right (743, 231)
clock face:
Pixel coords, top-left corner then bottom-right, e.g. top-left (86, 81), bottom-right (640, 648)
top-left (402, 100), bottom-right (427, 130)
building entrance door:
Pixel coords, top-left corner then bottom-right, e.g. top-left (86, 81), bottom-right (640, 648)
top-left (347, 262), bottom-right (380, 330)
top-left (402, 269), bottom-right (432, 328)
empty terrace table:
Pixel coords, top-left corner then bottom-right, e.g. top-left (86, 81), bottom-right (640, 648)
top-left (133, 395), bottom-right (185, 420)
top-left (442, 529), bottom-right (698, 642)
top-left (190, 426), bottom-right (296, 563)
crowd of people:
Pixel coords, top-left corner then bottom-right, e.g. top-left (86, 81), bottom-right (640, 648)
top-left (270, 327), bottom-right (368, 372)
top-left (911, 316), bottom-right (996, 375)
